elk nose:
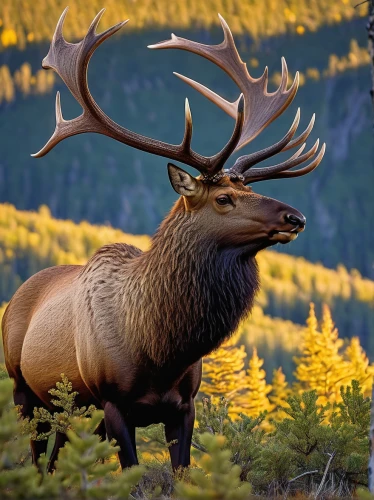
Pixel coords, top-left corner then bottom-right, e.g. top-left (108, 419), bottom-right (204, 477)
top-left (285, 213), bottom-right (306, 228)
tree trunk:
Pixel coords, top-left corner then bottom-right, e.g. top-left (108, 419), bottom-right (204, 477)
top-left (368, 0), bottom-right (374, 115)
top-left (369, 385), bottom-right (374, 492)
top-left (366, 4), bottom-right (374, 490)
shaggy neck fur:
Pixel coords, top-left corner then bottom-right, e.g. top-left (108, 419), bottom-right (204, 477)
top-left (125, 202), bottom-right (260, 367)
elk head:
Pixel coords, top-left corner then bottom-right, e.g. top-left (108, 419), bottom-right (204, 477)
top-left (33, 9), bottom-right (325, 255)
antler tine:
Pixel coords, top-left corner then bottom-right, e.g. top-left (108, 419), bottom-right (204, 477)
top-left (150, 15), bottom-right (299, 151)
top-left (32, 8), bottom-right (129, 158)
top-left (173, 72), bottom-right (238, 120)
top-left (211, 94), bottom-right (245, 172)
top-left (231, 108), bottom-right (300, 173)
top-left (243, 139), bottom-right (319, 181)
top-left (270, 143), bottom-right (326, 180)
top-left (243, 140), bottom-right (325, 184)
top-left (32, 91), bottom-right (76, 158)
top-left (180, 95), bottom-right (244, 173)
top-left (181, 98), bottom-right (193, 151)
top-left (283, 113), bottom-right (315, 151)
top-left (230, 110), bottom-right (317, 174)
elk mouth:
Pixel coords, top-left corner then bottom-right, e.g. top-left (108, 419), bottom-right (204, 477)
top-left (268, 229), bottom-right (299, 244)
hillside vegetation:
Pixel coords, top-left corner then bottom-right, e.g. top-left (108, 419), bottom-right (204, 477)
top-left (0, 38), bottom-right (370, 107)
top-left (0, 0), bottom-right (367, 49)
top-left (1, 203), bottom-right (373, 371)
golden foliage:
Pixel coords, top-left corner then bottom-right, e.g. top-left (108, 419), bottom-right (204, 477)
top-left (236, 348), bottom-right (273, 417)
top-left (0, 28), bottom-right (17, 47)
top-left (0, 62), bottom-right (55, 104)
top-left (324, 40), bottom-right (371, 77)
top-left (200, 339), bottom-right (247, 409)
top-left (294, 304), bottom-right (374, 404)
top-left (0, 65), bottom-right (14, 103)
top-left (0, 0), bottom-right (368, 50)
top-left (2, 202), bottom-right (373, 308)
top-left (269, 367), bottom-right (290, 419)
top-left (200, 304), bottom-right (373, 419)
top-left (294, 304), bottom-right (349, 403)
top-left (345, 337), bottom-right (374, 394)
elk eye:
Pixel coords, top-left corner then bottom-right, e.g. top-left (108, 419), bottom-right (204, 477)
top-left (216, 195), bottom-right (231, 206)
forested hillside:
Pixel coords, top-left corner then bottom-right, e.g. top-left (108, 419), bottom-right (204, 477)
top-left (0, 1), bottom-right (372, 278)
top-left (1, 203), bottom-right (373, 377)
top-left (0, 0), bottom-right (367, 49)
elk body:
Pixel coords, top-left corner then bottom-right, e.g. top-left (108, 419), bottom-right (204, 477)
top-left (2, 9), bottom-right (325, 472)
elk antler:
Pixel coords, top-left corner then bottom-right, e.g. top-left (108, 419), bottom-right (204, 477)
top-left (32, 8), bottom-right (245, 180)
top-left (150, 14), bottom-right (325, 183)
top-left (35, 9), bottom-right (325, 184)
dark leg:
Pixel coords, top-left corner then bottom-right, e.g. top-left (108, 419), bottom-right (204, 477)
top-left (94, 418), bottom-right (107, 441)
top-left (48, 418), bottom-right (107, 472)
top-left (94, 418), bottom-right (107, 464)
top-left (30, 430), bottom-right (49, 468)
top-left (14, 382), bottom-right (49, 468)
top-left (165, 403), bottom-right (195, 470)
top-left (47, 432), bottom-right (68, 473)
top-left (104, 401), bottom-right (138, 469)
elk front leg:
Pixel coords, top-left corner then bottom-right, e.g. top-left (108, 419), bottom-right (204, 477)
top-left (47, 431), bottom-right (68, 473)
top-left (104, 402), bottom-right (138, 469)
top-left (165, 402), bottom-right (195, 470)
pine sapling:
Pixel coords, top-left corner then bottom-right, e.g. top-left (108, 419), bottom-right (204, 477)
top-left (175, 433), bottom-right (252, 500)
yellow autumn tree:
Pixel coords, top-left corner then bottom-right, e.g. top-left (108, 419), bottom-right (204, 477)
top-left (345, 337), bottom-right (374, 394)
top-left (294, 303), bottom-right (351, 404)
top-left (200, 331), bottom-right (247, 413)
top-left (269, 367), bottom-right (290, 419)
top-left (237, 348), bottom-right (272, 417)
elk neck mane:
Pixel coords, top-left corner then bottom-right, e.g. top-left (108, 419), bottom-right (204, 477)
top-left (123, 200), bottom-right (260, 367)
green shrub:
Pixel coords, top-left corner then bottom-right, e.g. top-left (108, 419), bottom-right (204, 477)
top-left (0, 376), bottom-right (371, 498)
top-left (247, 383), bottom-right (370, 496)
top-left (0, 377), bottom-right (145, 499)
top-left (175, 433), bottom-right (252, 500)
top-left (28, 374), bottom-right (96, 440)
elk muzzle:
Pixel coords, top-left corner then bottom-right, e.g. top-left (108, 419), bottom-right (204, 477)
top-left (269, 209), bottom-right (306, 244)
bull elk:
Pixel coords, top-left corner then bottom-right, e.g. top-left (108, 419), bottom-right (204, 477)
top-left (2, 8), bottom-right (325, 472)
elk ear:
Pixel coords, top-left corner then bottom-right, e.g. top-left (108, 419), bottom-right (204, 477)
top-left (167, 163), bottom-right (201, 197)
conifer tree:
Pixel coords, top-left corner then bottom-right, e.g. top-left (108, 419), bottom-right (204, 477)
top-left (55, 411), bottom-right (145, 499)
top-left (200, 332), bottom-right (247, 414)
top-left (0, 377), bottom-right (145, 499)
top-left (0, 378), bottom-right (40, 498)
top-left (175, 433), bottom-right (252, 500)
top-left (294, 303), bottom-right (351, 403)
top-left (238, 348), bottom-right (272, 417)
top-left (269, 367), bottom-right (290, 419)
top-left (345, 337), bottom-right (374, 394)
top-left (28, 374), bottom-right (97, 441)
top-left (293, 302), bottom-right (320, 388)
